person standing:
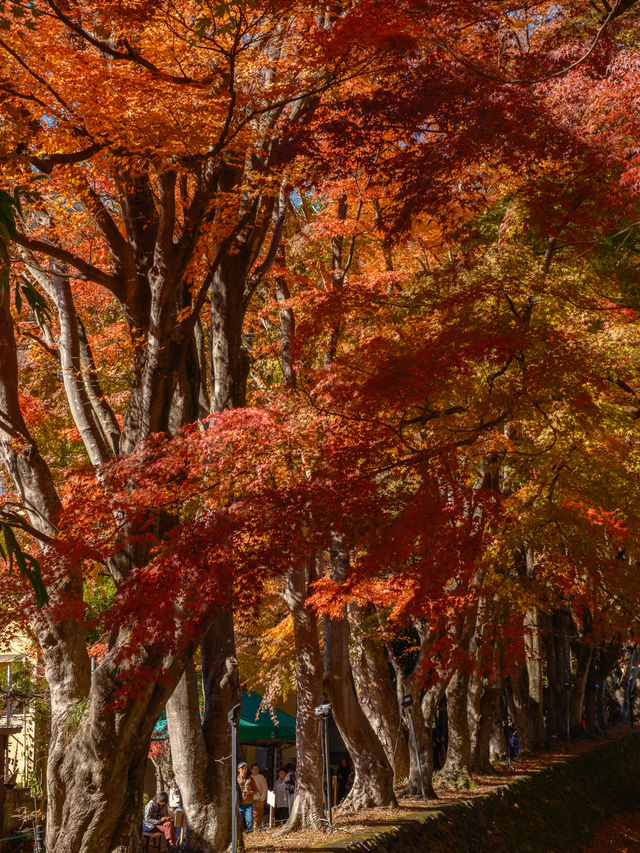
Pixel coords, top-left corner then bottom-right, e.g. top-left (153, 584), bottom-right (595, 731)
top-left (284, 762), bottom-right (296, 813)
top-left (274, 768), bottom-right (290, 824)
top-left (237, 761), bottom-right (257, 832)
top-left (143, 791), bottom-right (176, 847)
top-left (250, 763), bottom-right (268, 829)
top-left (336, 757), bottom-right (351, 803)
top-left (509, 729), bottom-right (520, 760)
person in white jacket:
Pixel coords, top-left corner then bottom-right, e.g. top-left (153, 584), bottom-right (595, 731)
top-left (250, 763), bottom-right (269, 829)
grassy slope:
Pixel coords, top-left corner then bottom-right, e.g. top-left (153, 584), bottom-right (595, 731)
top-left (330, 733), bottom-right (640, 853)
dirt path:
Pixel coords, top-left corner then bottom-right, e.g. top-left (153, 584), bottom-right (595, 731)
top-left (244, 723), bottom-right (636, 851)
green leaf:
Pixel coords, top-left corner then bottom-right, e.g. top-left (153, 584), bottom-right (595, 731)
top-left (20, 278), bottom-right (51, 324)
top-left (0, 521), bottom-right (49, 607)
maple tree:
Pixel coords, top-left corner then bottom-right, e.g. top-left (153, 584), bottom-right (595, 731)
top-left (0, 1), bottom-right (371, 849)
top-left (1, 1), bottom-right (640, 851)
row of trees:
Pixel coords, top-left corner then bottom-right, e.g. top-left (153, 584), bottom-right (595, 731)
top-left (0, 1), bottom-right (639, 851)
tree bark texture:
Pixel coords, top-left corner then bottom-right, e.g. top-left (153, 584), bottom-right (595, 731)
top-left (323, 538), bottom-right (396, 812)
top-left (166, 609), bottom-right (239, 852)
top-left (282, 560), bottom-right (325, 831)
top-left (348, 603), bottom-right (410, 783)
top-left (469, 673), bottom-right (499, 773)
top-left (439, 668), bottom-right (472, 787)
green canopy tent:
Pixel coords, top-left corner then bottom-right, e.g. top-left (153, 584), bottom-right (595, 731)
top-left (239, 690), bottom-right (296, 744)
top-left (152, 690), bottom-right (296, 744)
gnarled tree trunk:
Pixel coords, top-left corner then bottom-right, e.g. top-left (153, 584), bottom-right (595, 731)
top-left (166, 610), bottom-right (239, 852)
top-left (323, 537), bottom-right (397, 812)
top-left (281, 559), bottom-right (325, 831)
top-left (348, 603), bottom-right (410, 784)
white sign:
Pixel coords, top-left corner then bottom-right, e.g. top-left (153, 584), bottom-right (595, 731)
top-left (267, 790), bottom-right (276, 808)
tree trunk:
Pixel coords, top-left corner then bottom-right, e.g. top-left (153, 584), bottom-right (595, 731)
top-left (510, 609), bottom-right (547, 752)
top-left (543, 608), bottom-right (572, 740)
top-left (388, 628), bottom-right (440, 799)
top-left (522, 606), bottom-right (547, 750)
top-left (275, 261), bottom-right (297, 390)
top-left (348, 603), bottom-right (410, 784)
top-left (583, 643), bottom-right (620, 735)
top-left (439, 668), bottom-right (472, 787)
top-left (468, 596), bottom-right (499, 772)
top-left (583, 653), bottom-right (601, 735)
top-left (76, 314), bottom-right (121, 454)
top-left (166, 239), bottom-right (277, 843)
top-left (469, 675), bottom-right (499, 773)
top-left (323, 538), bottom-right (396, 812)
top-left (570, 641), bottom-right (593, 730)
top-left (406, 680), bottom-right (438, 799)
top-left (45, 636), bottom-right (185, 853)
top-left (166, 609), bottom-right (239, 852)
top-left (51, 263), bottom-right (112, 465)
top-left (281, 560), bottom-right (325, 831)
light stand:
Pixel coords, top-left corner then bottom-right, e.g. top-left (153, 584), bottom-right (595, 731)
top-left (401, 695), bottom-right (427, 802)
top-left (5, 663), bottom-right (10, 780)
top-left (228, 703), bottom-right (241, 853)
top-left (314, 703), bottom-right (333, 828)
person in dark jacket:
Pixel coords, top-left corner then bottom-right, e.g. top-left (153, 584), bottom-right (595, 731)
top-left (336, 756), bottom-right (351, 802)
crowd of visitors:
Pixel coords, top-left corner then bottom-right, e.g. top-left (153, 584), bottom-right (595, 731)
top-left (235, 759), bottom-right (298, 831)
top-left (142, 752), bottom-right (356, 844)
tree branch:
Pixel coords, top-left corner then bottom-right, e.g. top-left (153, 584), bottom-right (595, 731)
top-left (14, 233), bottom-right (124, 298)
top-left (45, 0), bottom-right (215, 87)
top-left (81, 183), bottom-right (137, 280)
top-left (30, 143), bottom-right (103, 174)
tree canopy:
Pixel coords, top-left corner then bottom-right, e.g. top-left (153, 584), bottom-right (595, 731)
top-left (1, 1), bottom-right (640, 850)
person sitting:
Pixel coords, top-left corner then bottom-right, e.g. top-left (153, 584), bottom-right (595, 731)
top-left (143, 791), bottom-right (176, 848)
